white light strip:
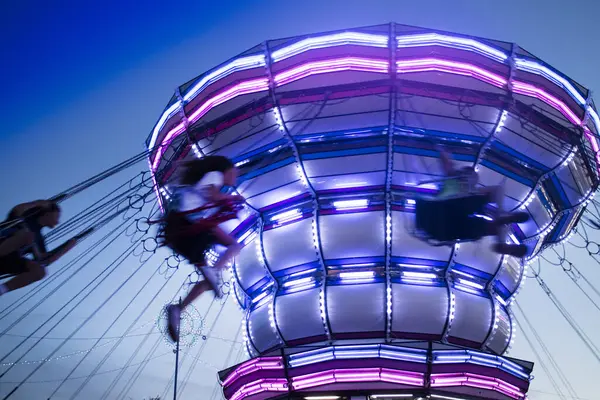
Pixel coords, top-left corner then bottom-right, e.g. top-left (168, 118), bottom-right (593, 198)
top-left (457, 278), bottom-right (485, 290)
top-left (272, 209), bottom-right (302, 224)
top-left (272, 31), bottom-right (388, 62)
top-left (402, 271), bottom-right (437, 279)
top-left (148, 54), bottom-right (266, 151)
top-left (339, 271), bottom-right (375, 280)
top-left (333, 199), bottom-right (369, 210)
top-left (283, 277), bottom-right (314, 288)
top-left (289, 268), bottom-right (317, 279)
top-left (397, 33), bottom-right (508, 63)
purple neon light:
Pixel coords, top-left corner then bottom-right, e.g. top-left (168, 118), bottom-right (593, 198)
top-left (273, 57), bottom-right (389, 86)
top-left (151, 78), bottom-right (269, 171)
top-left (151, 56), bottom-right (598, 177)
top-left (431, 372), bottom-right (525, 399)
top-left (221, 356), bottom-right (284, 387)
top-left (221, 348), bottom-right (531, 400)
top-left (396, 58), bottom-right (506, 87)
top-left (225, 367), bottom-right (424, 400)
top-left (291, 368), bottom-right (425, 390)
top-left (229, 378), bottom-right (288, 400)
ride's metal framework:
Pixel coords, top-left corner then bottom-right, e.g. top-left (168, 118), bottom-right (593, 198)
top-left (146, 23), bottom-right (600, 399)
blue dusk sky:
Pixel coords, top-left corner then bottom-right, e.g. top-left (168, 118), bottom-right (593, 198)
top-left (1, 1), bottom-right (599, 399)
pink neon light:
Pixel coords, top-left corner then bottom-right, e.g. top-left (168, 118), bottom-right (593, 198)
top-left (222, 357), bottom-right (284, 387)
top-left (152, 56), bottom-right (599, 177)
top-left (229, 378), bottom-right (288, 400)
top-left (222, 363), bottom-right (528, 400)
top-left (396, 58), bottom-right (507, 88)
top-left (274, 57), bottom-right (389, 86)
top-left (151, 78), bottom-right (269, 171)
top-left (431, 372), bottom-right (525, 399)
top-left (512, 81), bottom-right (581, 125)
top-left (291, 368), bottom-right (424, 390)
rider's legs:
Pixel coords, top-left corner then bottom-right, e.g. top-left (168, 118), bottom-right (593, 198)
top-left (0, 258), bottom-right (46, 295)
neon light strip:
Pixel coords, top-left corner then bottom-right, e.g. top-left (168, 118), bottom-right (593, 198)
top-left (229, 378), bottom-right (288, 400)
top-left (272, 31), bottom-right (388, 62)
top-left (291, 368), bottom-right (425, 390)
top-left (397, 33), bottom-right (589, 112)
top-left (221, 357), bottom-right (283, 387)
top-left (221, 348), bottom-right (530, 398)
top-left (434, 353), bottom-right (529, 380)
top-left (147, 54), bottom-right (266, 151)
top-left (397, 33), bottom-right (508, 63)
top-left (430, 372), bottom-right (525, 399)
top-left (151, 78), bottom-right (269, 171)
top-left (514, 58), bottom-right (586, 105)
top-left (273, 57), bottom-right (388, 86)
top-left (149, 32), bottom-right (600, 173)
top-left (152, 57), bottom-right (598, 175)
top-left (395, 33), bottom-right (600, 171)
top-left (288, 344), bottom-right (427, 368)
top-left (227, 369), bottom-right (424, 400)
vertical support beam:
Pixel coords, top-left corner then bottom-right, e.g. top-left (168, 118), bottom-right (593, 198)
top-left (176, 87), bottom-right (204, 159)
top-left (482, 291), bottom-right (500, 351)
top-left (173, 297), bottom-right (182, 400)
top-left (425, 341), bottom-right (433, 392)
top-left (441, 270), bottom-right (456, 344)
top-left (262, 40), bottom-right (332, 342)
top-left (245, 310), bottom-right (259, 358)
top-left (257, 220), bottom-right (287, 347)
top-left (384, 22), bottom-right (397, 342)
top-left (474, 42), bottom-right (514, 171)
top-left (280, 348), bottom-right (292, 399)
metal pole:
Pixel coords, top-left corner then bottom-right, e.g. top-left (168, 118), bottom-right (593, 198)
top-left (173, 298), bottom-right (182, 400)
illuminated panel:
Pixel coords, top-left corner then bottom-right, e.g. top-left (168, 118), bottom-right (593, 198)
top-left (390, 211), bottom-right (452, 260)
top-left (327, 282), bottom-right (386, 336)
top-left (248, 301), bottom-right (280, 353)
top-left (319, 211), bottom-right (385, 260)
top-left (390, 283), bottom-right (449, 339)
top-left (274, 288), bottom-right (327, 343)
top-left (303, 154), bottom-right (388, 190)
top-left (452, 236), bottom-right (503, 279)
top-left (263, 218), bottom-right (318, 272)
top-left (446, 290), bottom-right (494, 347)
top-left (494, 257), bottom-right (523, 299)
top-left (485, 304), bottom-right (512, 355)
top-left (235, 241), bottom-right (268, 292)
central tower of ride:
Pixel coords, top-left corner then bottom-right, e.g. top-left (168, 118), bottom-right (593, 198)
top-left (147, 23), bottom-right (600, 400)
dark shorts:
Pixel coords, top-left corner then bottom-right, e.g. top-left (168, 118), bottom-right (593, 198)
top-left (167, 226), bottom-right (221, 292)
top-left (416, 193), bottom-right (494, 242)
top-left (0, 252), bottom-right (29, 277)
top-left (163, 213), bottom-right (217, 265)
top-left (170, 231), bottom-right (216, 265)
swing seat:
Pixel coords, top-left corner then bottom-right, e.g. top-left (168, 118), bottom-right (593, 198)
top-left (413, 195), bottom-right (488, 246)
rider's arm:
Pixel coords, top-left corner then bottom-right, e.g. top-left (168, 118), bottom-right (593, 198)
top-left (39, 239), bottom-right (77, 265)
top-left (438, 148), bottom-right (456, 176)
